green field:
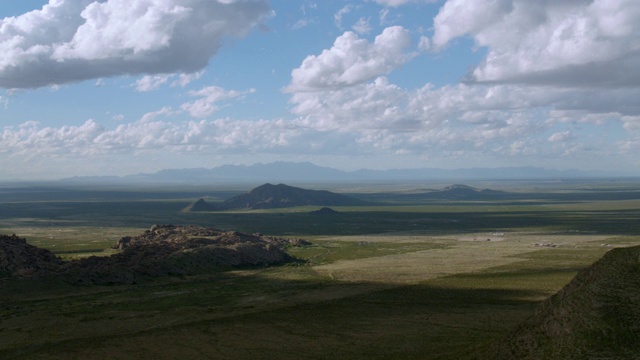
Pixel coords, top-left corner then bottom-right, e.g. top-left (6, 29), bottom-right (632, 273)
top-left (1, 180), bottom-right (640, 359)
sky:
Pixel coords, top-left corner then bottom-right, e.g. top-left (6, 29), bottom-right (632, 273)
top-left (1, 0), bottom-right (639, 180)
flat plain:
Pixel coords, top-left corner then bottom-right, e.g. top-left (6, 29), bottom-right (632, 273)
top-left (1, 179), bottom-right (640, 359)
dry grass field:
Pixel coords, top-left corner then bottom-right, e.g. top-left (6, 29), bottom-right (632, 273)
top-left (307, 233), bottom-right (614, 285)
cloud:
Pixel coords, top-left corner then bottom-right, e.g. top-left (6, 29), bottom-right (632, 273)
top-left (286, 26), bottom-right (414, 92)
top-left (0, 0), bottom-right (271, 89)
top-left (292, 17), bottom-right (315, 30)
top-left (621, 116), bottom-right (640, 131)
top-left (112, 114), bottom-right (125, 122)
top-left (334, 5), bottom-right (354, 29)
top-left (1, 120), bottom-right (106, 158)
top-left (289, 76), bottom-right (551, 151)
top-left (171, 71), bottom-right (204, 88)
top-left (180, 86), bottom-right (255, 118)
top-left (548, 131), bottom-right (573, 143)
top-left (4, 76), bottom-right (640, 176)
top-left (135, 74), bottom-right (171, 92)
top-left (373, 0), bottom-right (437, 7)
top-left (134, 71), bottom-right (203, 91)
top-left (432, 0), bottom-right (640, 87)
top-left (379, 9), bottom-right (390, 24)
top-left (352, 18), bottom-right (373, 34)
top-left (140, 106), bottom-right (175, 123)
top-left (291, 77), bottom-right (411, 131)
top-left (418, 35), bottom-right (431, 51)
top-left (288, 73), bottom-right (640, 161)
top-left (1, 117), bottom-right (303, 160)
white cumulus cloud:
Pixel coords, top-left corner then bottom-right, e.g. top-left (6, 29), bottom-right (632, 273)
top-left (287, 73), bottom-right (640, 160)
top-left (135, 74), bottom-right (171, 92)
top-left (432, 0), bottom-right (640, 87)
top-left (180, 86), bottom-right (256, 118)
top-left (1, 117), bottom-right (302, 159)
top-left (286, 26), bottom-right (414, 92)
top-left (134, 71), bottom-right (204, 92)
top-left (0, 0), bottom-right (271, 89)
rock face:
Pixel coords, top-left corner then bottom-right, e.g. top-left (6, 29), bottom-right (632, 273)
top-left (468, 245), bottom-right (640, 360)
top-left (0, 234), bottom-right (62, 277)
top-left (1, 225), bottom-right (306, 285)
top-left (217, 183), bottom-right (367, 210)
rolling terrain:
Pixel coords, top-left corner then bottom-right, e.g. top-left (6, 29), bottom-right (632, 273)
top-left (1, 180), bottom-right (639, 359)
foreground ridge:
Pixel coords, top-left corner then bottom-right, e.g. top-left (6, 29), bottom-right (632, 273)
top-left (467, 245), bottom-right (640, 360)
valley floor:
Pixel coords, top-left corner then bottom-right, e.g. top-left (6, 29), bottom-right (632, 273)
top-left (2, 180), bottom-right (640, 358)
top-left (1, 231), bottom-right (634, 359)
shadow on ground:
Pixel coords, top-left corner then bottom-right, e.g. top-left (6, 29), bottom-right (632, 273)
top-left (0, 268), bottom-right (545, 360)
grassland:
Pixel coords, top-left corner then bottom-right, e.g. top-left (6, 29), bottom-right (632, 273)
top-left (1, 179), bottom-right (640, 359)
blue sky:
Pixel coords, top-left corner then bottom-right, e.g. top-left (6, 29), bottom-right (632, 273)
top-left (1, 0), bottom-right (639, 180)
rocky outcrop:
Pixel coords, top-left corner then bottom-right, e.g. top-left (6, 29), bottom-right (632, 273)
top-left (1, 225), bottom-right (308, 285)
top-left (0, 234), bottom-right (62, 277)
top-left (468, 245), bottom-right (640, 359)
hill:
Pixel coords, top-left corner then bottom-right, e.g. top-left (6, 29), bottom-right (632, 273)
top-left (0, 234), bottom-right (62, 278)
top-left (386, 184), bottom-right (507, 201)
top-left (432, 184), bottom-right (506, 198)
top-left (182, 198), bottom-right (216, 212)
top-left (216, 183), bottom-right (367, 210)
top-left (309, 207), bottom-right (339, 215)
top-left (467, 245), bottom-right (640, 359)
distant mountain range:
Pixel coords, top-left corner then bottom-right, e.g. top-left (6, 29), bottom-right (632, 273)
top-left (61, 161), bottom-right (623, 185)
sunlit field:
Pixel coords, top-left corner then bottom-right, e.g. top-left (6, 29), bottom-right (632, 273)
top-left (1, 180), bottom-right (639, 359)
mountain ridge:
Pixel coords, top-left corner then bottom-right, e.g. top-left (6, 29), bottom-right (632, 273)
top-left (58, 161), bottom-right (623, 185)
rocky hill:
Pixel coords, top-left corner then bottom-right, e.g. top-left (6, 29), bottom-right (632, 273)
top-left (182, 198), bottom-right (216, 212)
top-left (467, 245), bottom-right (640, 359)
top-left (1, 225), bottom-right (307, 284)
top-left (429, 184), bottom-right (505, 198)
top-left (0, 234), bottom-right (63, 278)
top-left (215, 183), bottom-right (367, 210)
top-left (309, 207), bottom-right (339, 215)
